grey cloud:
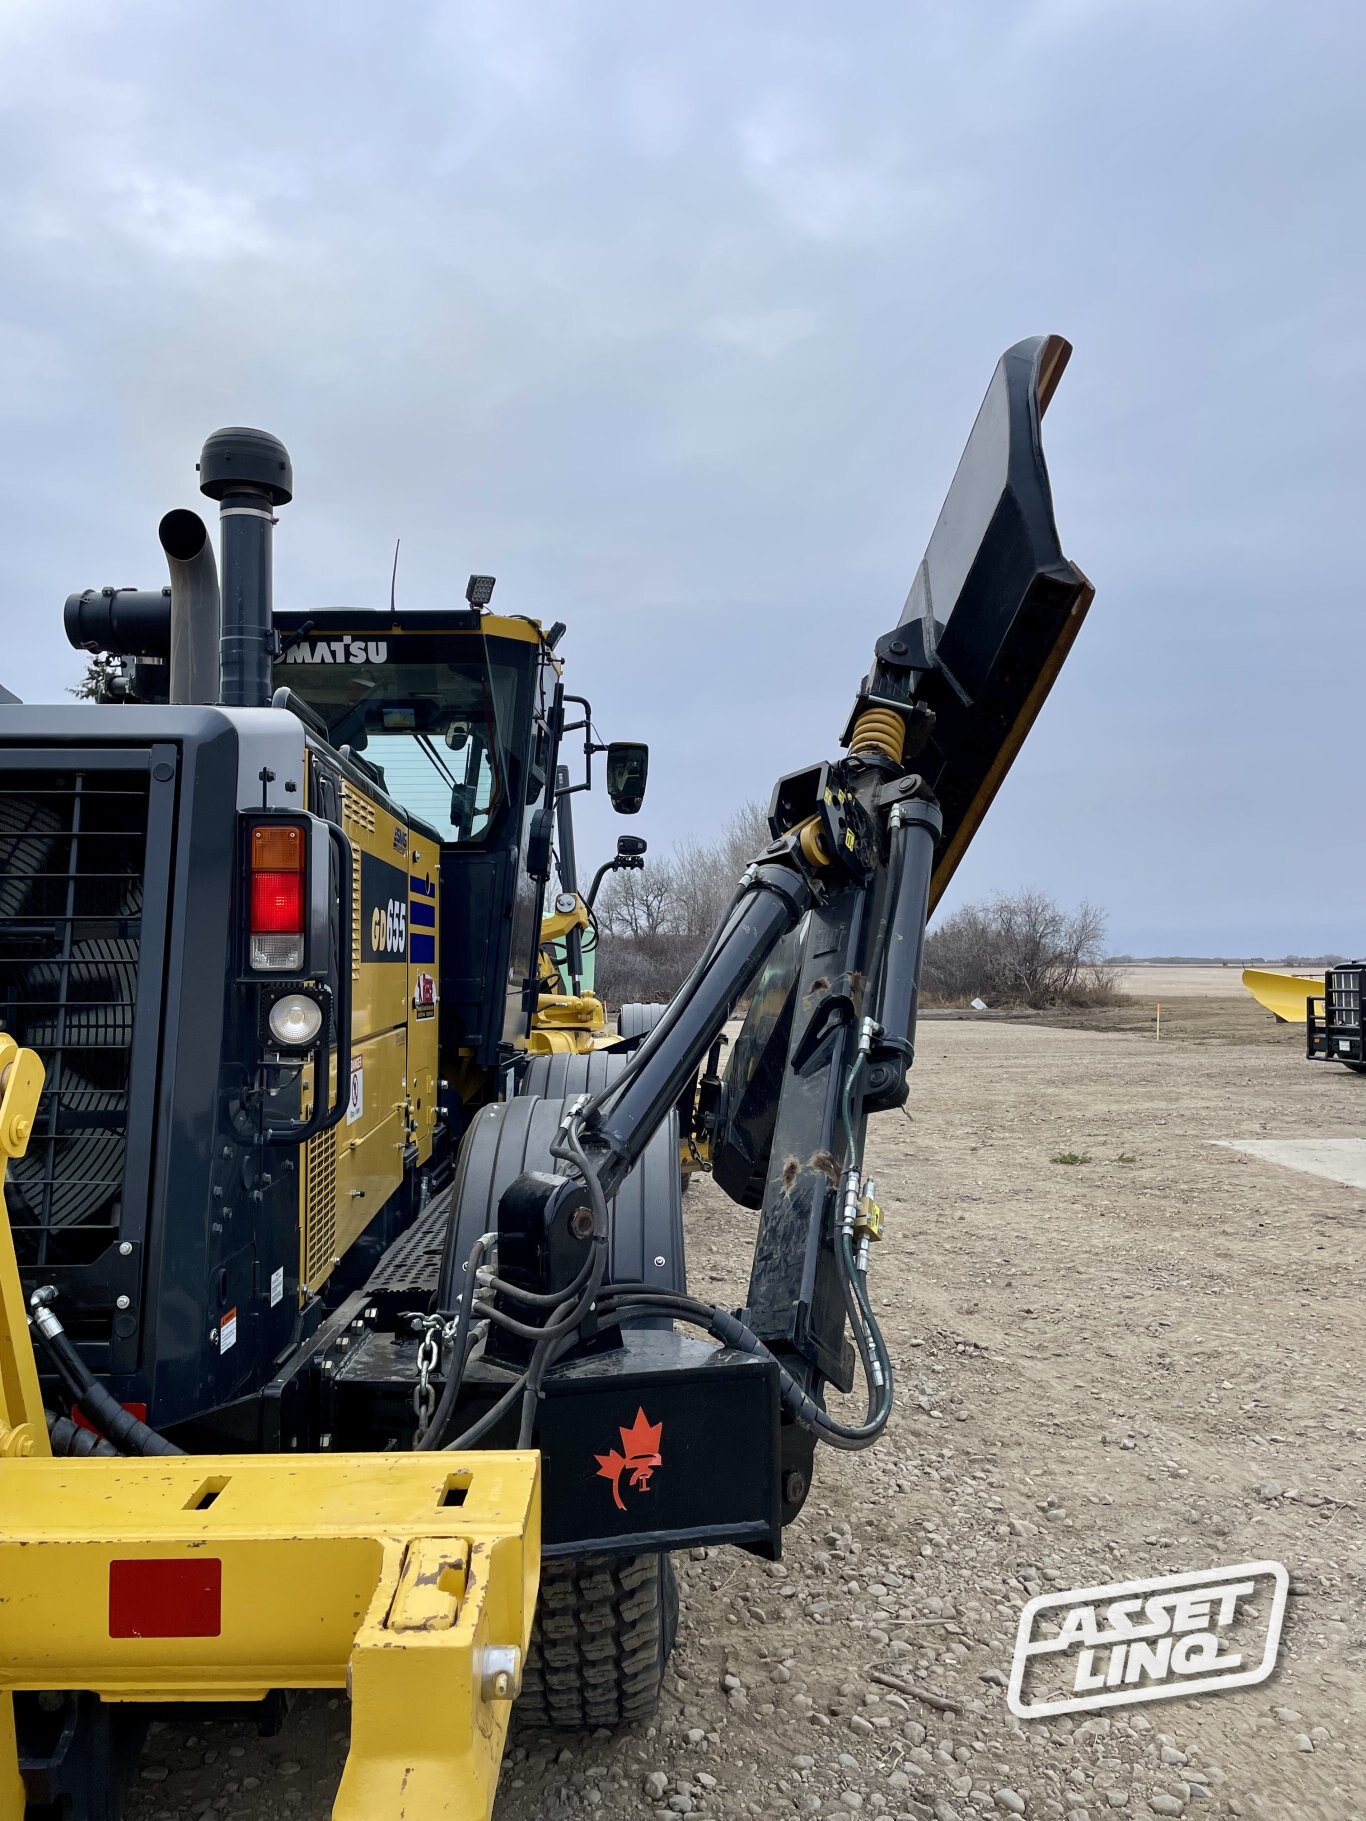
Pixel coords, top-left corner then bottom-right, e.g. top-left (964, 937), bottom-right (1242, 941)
top-left (1, 0), bottom-right (1362, 952)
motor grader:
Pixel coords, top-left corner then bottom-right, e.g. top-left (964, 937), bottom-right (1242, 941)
top-left (0, 334), bottom-right (1093, 1819)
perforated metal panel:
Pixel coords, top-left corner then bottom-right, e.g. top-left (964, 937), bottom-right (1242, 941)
top-left (303, 1124), bottom-right (337, 1291)
top-left (341, 782), bottom-right (373, 982)
top-left (341, 781), bottom-right (376, 835)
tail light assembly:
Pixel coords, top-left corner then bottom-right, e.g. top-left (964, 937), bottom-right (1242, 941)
top-left (235, 811), bottom-right (354, 1145)
top-left (249, 822), bottom-right (306, 971)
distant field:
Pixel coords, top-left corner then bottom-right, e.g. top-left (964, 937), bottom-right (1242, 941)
top-left (1117, 963), bottom-right (1320, 998)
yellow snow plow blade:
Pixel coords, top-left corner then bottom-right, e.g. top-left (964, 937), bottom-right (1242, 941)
top-left (0, 1036), bottom-right (539, 1821)
top-left (1241, 967), bottom-right (1318, 1025)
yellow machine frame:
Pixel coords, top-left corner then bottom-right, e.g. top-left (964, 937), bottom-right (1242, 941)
top-left (528, 899), bottom-right (611, 1055)
top-left (0, 1035), bottom-right (539, 1821)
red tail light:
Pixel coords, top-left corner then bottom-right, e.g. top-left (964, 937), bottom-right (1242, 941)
top-left (248, 822), bottom-right (306, 971)
top-left (251, 870), bottom-right (303, 933)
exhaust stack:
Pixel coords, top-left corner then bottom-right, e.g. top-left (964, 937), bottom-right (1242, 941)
top-left (159, 509), bottom-right (220, 705)
top-left (197, 427), bottom-right (293, 708)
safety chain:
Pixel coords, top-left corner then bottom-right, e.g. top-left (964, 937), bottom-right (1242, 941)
top-left (402, 1311), bottom-right (457, 1427)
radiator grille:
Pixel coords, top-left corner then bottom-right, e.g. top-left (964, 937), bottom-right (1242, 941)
top-left (0, 766), bottom-right (149, 1267)
top-left (1328, 968), bottom-right (1361, 1030)
top-left (303, 1124), bottom-right (337, 1290)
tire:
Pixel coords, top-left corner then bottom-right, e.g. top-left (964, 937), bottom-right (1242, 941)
top-left (617, 1001), bottom-right (669, 1044)
top-left (518, 1049), bottom-right (630, 1101)
top-left (1342, 1061), bottom-right (1366, 1075)
top-left (519, 1552), bottom-right (679, 1729)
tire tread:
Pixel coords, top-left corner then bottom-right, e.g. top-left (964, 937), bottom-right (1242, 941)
top-left (519, 1553), bottom-right (677, 1730)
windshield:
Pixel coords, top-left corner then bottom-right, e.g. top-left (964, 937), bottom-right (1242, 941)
top-left (277, 641), bottom-right (528, 844)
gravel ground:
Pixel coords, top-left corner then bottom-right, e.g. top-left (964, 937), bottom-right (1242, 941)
top-left (124, 1019), bottom-right (1366, 1821)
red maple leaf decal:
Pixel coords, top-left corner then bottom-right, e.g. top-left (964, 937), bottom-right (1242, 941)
top-left (594, 1407), bottom-right (664, 1511)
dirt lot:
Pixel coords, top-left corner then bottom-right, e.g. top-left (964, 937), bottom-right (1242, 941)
top-left (1112, 968), bottom-right (1321, 1001)
top-left (125, 1016), bottom-right (1366, 1821)
top-left (954, 993), bottom-right (1306, 1049)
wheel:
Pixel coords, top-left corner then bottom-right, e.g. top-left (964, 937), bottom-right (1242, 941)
top-left (518, 1049), bottom-right (631, 1100)
top-left (1342, 1061), bottom-right (1366, 1074)
top-left (617, 1001), bottom-right (669, 1044)
top-left (518, 1552), bottom-right (679, 1729)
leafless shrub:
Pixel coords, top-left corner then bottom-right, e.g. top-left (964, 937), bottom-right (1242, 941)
top-left (594, 801), bottom-right (771, 1006)
top-left (923, 889), bottom-right (1119, 1009)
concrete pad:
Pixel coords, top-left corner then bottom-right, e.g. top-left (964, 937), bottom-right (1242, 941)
top-left (1215, 1137), bottom-right (1366, 1190)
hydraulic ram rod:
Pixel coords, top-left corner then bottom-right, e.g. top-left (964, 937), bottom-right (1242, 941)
top-left (585, 860), bottom-right (812, 1198)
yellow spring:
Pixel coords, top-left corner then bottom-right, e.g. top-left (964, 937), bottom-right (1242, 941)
top-left (849, 706), bottom-right (905, 765)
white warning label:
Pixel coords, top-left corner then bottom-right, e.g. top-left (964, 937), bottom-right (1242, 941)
top-left (270, 1266), bottom-right (284, 1307)
top-left (347, 1055), bottom-right (364, 1125)
top-left (220, 1308), bottom-right (238, 1353)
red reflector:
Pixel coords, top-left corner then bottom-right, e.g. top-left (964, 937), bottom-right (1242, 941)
top-left (250, 870), bottom-right (304, 934)
top-left (109, 1557), bottom-right (222, 1639)
top-left (72, 1401), bottom-right (145, 1436)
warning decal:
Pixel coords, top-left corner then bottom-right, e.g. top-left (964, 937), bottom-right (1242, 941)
top-left (347, 1055), bottom-right (364, 1125)
top-left (220, 1308), bottom-right (238, 1353)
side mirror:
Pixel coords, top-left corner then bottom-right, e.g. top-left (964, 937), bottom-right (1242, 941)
top-left (616, 835), bottom-right (647, 857)
top-left (605, 742), bottom-right (648, 815)
top-left (526, 721), bottom-right (550, 804)
top-left (525, 804), bottom-right (554, 880)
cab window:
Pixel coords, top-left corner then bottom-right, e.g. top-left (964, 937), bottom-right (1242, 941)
top-left (279, 645), bottom-right (526, 845)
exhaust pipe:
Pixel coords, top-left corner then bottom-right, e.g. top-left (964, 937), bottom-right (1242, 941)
top-left (197, 426), bottom-right (293, 708)
top-left (158, 508), bottom-right (220, 705)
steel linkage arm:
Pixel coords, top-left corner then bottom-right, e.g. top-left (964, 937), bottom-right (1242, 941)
top-left (487, 331), bottom-right (1092, 1470)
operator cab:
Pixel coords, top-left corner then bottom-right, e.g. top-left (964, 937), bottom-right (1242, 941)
top-left (277, 618), bottom-right (538, 846)
top-left (273, 602), bottom-right (555, 1134)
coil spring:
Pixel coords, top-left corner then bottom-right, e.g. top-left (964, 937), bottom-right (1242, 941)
top-left (849, 707), bottom-right (905, 765)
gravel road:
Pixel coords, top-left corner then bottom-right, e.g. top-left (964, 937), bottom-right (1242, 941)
top-left (124, 1017), bottom-right (1366, 1821)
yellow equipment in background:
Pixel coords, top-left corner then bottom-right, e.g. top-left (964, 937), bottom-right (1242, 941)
top-left (1241, 967), bottom-right (1318, 1024)
top-left (529, 894), bottom-right (611, 1054)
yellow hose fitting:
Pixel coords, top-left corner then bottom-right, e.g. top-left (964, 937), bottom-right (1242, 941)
top-left (854, 1191), bottom-right (883, 1241)
top-left (849, 707), bottom-right (906, 766)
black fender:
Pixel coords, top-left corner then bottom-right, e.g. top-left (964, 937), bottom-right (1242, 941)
top-left (437, 1061), bottom-right (685, 1311)
top-left (616, 1001), bottom-right (669, 1045)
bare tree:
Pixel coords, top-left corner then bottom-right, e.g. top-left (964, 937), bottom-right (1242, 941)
top-left (593, 800), bottom-right (771, 1006)
top-left (923, 889), bottom-right (1117, 1008)
top-left (670, 801), bottom-right (771, 939)
top-left (595, 858), bottom-right (678, 940)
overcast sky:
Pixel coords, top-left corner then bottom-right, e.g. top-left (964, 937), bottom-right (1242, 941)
top-left (2, 0), bottom-right (1361, 955)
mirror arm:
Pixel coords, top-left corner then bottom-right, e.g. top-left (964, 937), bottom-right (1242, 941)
top-left (585, 859), bottom-right (614, 914)
top-left (556, 694), bottom-right (609, 797)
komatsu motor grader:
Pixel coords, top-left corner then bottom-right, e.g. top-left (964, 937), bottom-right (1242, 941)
top-left (0, 334), bottom-right (1093, 1820)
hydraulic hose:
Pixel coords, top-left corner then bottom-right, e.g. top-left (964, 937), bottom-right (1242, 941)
top-left (29, 1296), bottom-right (182, 1457)
top-left (46, 1409), bottom-right (118, 1458)
top-left (594, 1277), bottom-right (894, 1452)
top-left (414, 1231), bottom-right (494, 1450)
top-left (423, 1110), bottom-right (612, 1452)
